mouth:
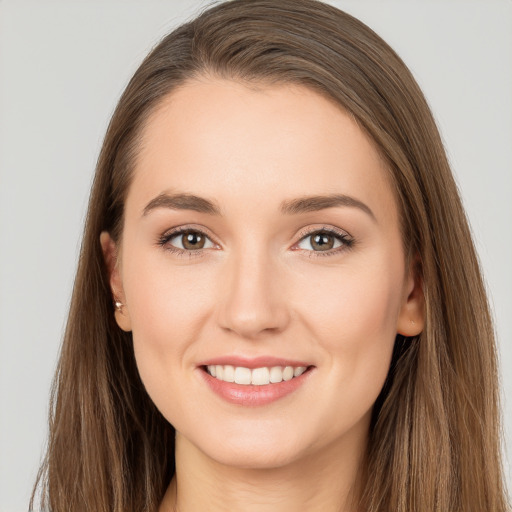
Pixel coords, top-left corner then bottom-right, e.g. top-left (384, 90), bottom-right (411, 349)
top-left (203, 364), bottom-right (309, 385)
top-left (198, 361), bottom-right (315, 406)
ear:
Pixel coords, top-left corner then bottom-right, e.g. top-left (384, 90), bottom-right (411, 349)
top-left (100, 231), bottom-right (132, 332)
top-left (396, 255), bottom-right (425, 337)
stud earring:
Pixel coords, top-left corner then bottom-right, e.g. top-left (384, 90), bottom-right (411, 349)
top-left (114, 299), bottom-right (124, 312)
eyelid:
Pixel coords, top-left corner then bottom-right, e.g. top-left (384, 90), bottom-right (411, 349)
top-left (157, 224), bottom-right (220, 257)
top-left (295, 224), bottom-right (352, 243)
top-left (292, 225), bottom-right (354, 256)
top-left (157, 224), bottom-right (354, 258)
top-left (160, 224), bottom-right (219, 243)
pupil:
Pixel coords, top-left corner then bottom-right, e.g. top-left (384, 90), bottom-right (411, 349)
top-left (183, 231), bottom-right (205, 250)
top-left (312, 233), bottom-right (334, 251)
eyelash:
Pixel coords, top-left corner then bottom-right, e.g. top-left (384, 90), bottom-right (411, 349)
top-left (156, 225), bottom-right (354, 259)
top-left (295, 226), bottom-right (354, 257)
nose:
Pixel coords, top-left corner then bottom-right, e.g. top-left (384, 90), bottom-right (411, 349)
top-left (217, 248), bottom-right (291, 339)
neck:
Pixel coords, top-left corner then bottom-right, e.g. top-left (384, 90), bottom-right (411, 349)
top-left (159, 427), bottom-right (367, 512)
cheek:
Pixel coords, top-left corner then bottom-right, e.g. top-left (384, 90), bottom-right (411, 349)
top-left (294, 255), bottom-right (403, 346)
top-left (121, 248), bottom-right (217, 395)
top-left (291, 251), bottom-right (404, 403)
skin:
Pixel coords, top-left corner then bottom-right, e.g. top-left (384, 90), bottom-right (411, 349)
top-left (101, 78), bottom-right (424, 512)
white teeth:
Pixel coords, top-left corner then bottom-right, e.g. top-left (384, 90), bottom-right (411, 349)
top-left (294, 366), bottom-right (306, 377)
top-left (206, 365), bottom-right (308, 386)
top-left (282, 366), bottom-right (294, 381)
top-left (223, 365), bottom-right (235, 383)
top-left (251, 367), bottom-right (270, 385)
top-left (269, 366), bottom-right (283, 383)
top-left (234, 367), bottom-right (252, 385)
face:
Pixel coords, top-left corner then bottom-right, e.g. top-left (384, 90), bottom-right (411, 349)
top-left (102, 78), bottom-right (423, 469)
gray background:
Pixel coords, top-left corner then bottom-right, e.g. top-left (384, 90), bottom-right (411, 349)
top-left (0, 1), bottom-right (511, 510)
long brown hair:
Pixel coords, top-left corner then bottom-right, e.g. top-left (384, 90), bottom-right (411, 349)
top-left (31, 1), bottom-right (509, 511)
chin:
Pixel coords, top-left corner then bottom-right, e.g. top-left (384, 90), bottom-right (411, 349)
top-left (210, 444), bottom-right (303, 470)
top-left (183, 425), bottom-right (309, 470)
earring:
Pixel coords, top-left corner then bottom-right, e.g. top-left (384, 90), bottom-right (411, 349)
top-left (114, 299), bottom-right (124, 312)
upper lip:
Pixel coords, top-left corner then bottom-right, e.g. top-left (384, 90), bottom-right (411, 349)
top-left (198, 355), bottom-right (313, 369)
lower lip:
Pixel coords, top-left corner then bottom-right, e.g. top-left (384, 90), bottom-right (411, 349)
top-left (198, 367), bottom-right (313, 406)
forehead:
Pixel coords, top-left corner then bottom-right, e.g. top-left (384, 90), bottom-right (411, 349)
top-left (127, 78), bottom-right (397, 224)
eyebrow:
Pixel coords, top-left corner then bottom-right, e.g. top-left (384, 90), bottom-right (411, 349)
top-left (142, 191), bottom-right (376, 221)
top-left (143, 192), bottom-right (221, 216)
top-left (280, 194), bottom-right (375, 220)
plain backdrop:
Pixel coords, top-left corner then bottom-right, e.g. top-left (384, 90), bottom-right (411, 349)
top-left (0, 1), bottom-right (511, 510)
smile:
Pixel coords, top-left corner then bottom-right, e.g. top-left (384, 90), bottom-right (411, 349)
top-left (199, 360), bottom-right (314, 406)
top-left (206, 365), bottom-right (307, 386)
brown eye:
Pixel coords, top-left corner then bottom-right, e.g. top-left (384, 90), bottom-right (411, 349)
top-left (310, 233), bottom-right (335, 251)
top-left (181, 231), bottom-right (206, 250)
top-left (296, 229), bottom-right (351, 254)
top-left (164, 229), bottom-right (215, 251)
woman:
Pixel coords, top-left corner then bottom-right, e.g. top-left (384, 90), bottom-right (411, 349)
top-left (31, 1), bottom-right (509, 511)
